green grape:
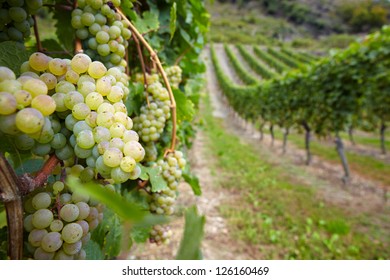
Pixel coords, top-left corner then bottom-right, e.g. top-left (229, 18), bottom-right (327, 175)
top-left (122, 130), bottom-right (139, 142)
top-left (107, 85), bottom-right (123, 102)
top-left (50, 219), bottom-right (64, 232)
top-left (97, 102), bottom-right (114, 114)
top-left (76, 202), bottom-right (90, 220)
top-left (81, 12), bottom-right (95, 26)
top-left (23, 214), bottom-right (34, 232)
top-left (22, 78), bottom-right (48, 97)
top-left (64, 91), bottom-right (84, 110)
top-left (109, 137), bottom-right (124, 151)
top-left (97, 44), bottom-right (110, 56)
top-left (15, 134), bottom-right (35, 150)
top-left (51, 93), bottom-right (67, 112)
top-left (54, 250), bottom-right (74, 260)
top-left (41, 232), bottom-right (63, 252)
top-left (71, 15), bottom-right (83, 29)
top-left (56, 81), bottom-right (76, 93)
top-left (85, 91), bottom-right (103, 110)
top-left (129, 164), bottom-right (141, 180)
top-left (63, 240), bottom-right (82, 255)
top-left (73, 120), bottom-right (92, 136)
top-left (71, 53), bottom-right (92, 74)
top-left (9, 7), bottom-right (27, 22)
top-left (76, 129), bottom-right (95, 149)
top-left (93, 125), bottom-right (110, 143)
top-left (48, 58), bottom-right (67, 76)
top-left (60, 204), bottom-right (80, 222)
top-left (40, 73), bottom-right (57, 90)
top-left (28, 228), bottom-right (48, 247)
top-left (34, 247), bottom-right (55, 260)
top-left (15, 107), bottom-right (44, 134)
top-left (0, 66), bottom-right (16, 81)
top-left (50, 133), bottom-right (67, 149)
top-left (0, 113), bottom-right (19, 135)
top-left (0, 92), bottom-right (17, 115)
top-left (74, 144), bottom-right (92, 158)
top-left (76, 220), bottom-right (89, 236)
top-left (88, 61), bottom-right (107, 79)
top-left (120, 156), bottom-right (136, 173)
top-left (55, 144), bottom-right (74, 160)
top-left (96, 111), bottom-right (114, 128)
top-left (72, 102), bottom-right (91, 120)
top-left (95, 155), bottom-right (112, 177)
top-left (61, 223), bottom-right (83, 244)
top-left (96, 76), bottom-right (112, 96)
top-left (76, 28), bottom-right (89, 39)
top-left (79, 167), bottom-right (95, 182)
top-left (29, 52), bottom-right (51, 72)
top-left (109, 122), bottom-right (125, 138)
top-left (85, 111), bottom-right (98, 127)
top-left (32, 192), bottom-right (51, 210)
top-left (65, 69), bottom-right (80, 84)
top-left (123, 141), bottom-right (145, 162)
top-left (31, 95), bottom-right (56, 116)
top-left (32, 208), bottom-right (53, 229)
top-left (103, 147), bottom-right (122, 167)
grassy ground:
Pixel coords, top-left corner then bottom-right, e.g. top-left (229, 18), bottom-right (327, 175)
top-left (200, 93), bottom-right (390, 259)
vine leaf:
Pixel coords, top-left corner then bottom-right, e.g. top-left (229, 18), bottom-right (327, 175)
top-left (134, 11), bottom-right (160, 34)
top-left (176, 206), bottom-right (205, 260)
top-left (139, 165), bottom-right (168, 192)
top-left (0, 42), bottom-right (30, 76)
top-left (104, 212), bottom-right (122, 258)
top-left (67, 176), bottom-right (145, 221)
top-left (52, 3), bottom-right (74, 53)
top-left (169, 2), bottom-right (177, 41)
top-left (173, 88), bottom-right (195, 122)
top-left (131, 224), bottom-right (152, 244)
top-left (85, 240), bottom-right (104, 260)
top-left (183, 171), bottom-right (201, 196)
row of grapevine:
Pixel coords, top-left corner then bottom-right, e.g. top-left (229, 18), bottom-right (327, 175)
top-left (212, 26), bottom-right (390, 178)
top-left (236, 45), bottom-right (277, 79)
top-left (0, 0), bottom-right (209, 260)
top-left (253, 46), bottom-right (291, 74)
top-left (280, 47), bottom-right (316, 64)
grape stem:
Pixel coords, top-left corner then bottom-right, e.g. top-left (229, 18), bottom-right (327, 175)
top-left (174, 46), bottom-right (191, 66)
top-left (44, 4), bottom-right (73, 11)
top-left (19, 154), bottom-right (60, 196)
top-left (32, 15), bottom-right (43, 52)
top-left (0, 153), bottom-right (24, 260)
top-left (117, 8), bottom-right (177, 155)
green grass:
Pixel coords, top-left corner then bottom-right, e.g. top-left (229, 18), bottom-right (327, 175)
top-left (272, 129), bottom-right (390, 186)
top-left (339, 131), bottom-right (390, 152)
top-left (200, 93), bottom-right (390, 259)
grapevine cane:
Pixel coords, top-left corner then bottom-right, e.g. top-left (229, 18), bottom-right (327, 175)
top-left (117, 9), bottom-right (177, 156)
top-left (0, 153), bottom-right (23, 260)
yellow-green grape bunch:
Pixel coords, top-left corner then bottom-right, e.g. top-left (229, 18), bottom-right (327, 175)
top-left (71, 0), bottom-right (131, 70)
top-left (165, 66), bottom-right (182, 89)
top-left (149, 224), bottom-right (172, 245)
top-left (148, 151), bottom-right (186, 217)
top-left (132, 81), bottom-right (171, 144)
top-left (0, 0), bottom-right (43, 42)
top-left (135, 72), bottom-right (159, 85)
top-left (23, 179), bottom-right (104, 260)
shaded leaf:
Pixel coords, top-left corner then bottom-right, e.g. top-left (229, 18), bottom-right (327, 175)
top-left (85, 240), bottom-right (104, 260)
top-left (134, 11), bottom-right (159, 34)
top-left (0, 210), bottom-right (6, 228)
top-left (131, 224), bottom-right (151, 244)
top-left (14, 159), bottom-right (44, 176)
top-left (173, 88), bottom-right (195, 122)
top-left (176, 206), bottom-right (205, 260)
top-left (52, 3), bottom-right (74, 53)
top-left (0, 42), bottom-right (30, 76)
top-left (147, 166), bottom-right (168, 192)
top-left (67, 176), bottom-right (145, 222)
top-left (183, 172), bottom-right (201, 196)
top-left (169, 3), bottom-right (177, 41)
top-left (104, 213), bottom-right (122, 258)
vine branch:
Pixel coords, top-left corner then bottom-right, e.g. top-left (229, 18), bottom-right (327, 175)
top-left (0, 153), bottom-right (23, 260)
top-left (32, 15), bottom-right (43, 52)
top-left (117, 8), bottom-right (177, 154)
top-left (19, 154), bottom-right (60, 196)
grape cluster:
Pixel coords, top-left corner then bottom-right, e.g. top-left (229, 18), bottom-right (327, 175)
top-left (165, 66), bottom-right (182, 89)
top-left (23, 178), bottom-right (104, 260)
top-left (0, 51), bottom-right (145, 184)
top-left (71, 0), bottom-right (131, 70)
top-left (147, 151), bottom-right (186, 244)
top-left (0, 0), bottom-right (43, 42)
top-left (132, 81), bottom-right (171, 144)
top-left (149, 224), bottom-right (172, 245)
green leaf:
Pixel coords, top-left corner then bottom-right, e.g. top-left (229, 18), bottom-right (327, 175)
top-left (104, 213), bottom-right (122, 258)
top-left (125, 82), bottom-right (144, 116)
top-left (41, 39), bottom-right (69, 58)
top-left (173, 89), bottom-right (195, 122)
top-left (134, 11), bottom-right (160, 34)
top-left (67, 176), bottom-right (145, 222)
top-left (183, 172), bottom-right (201, 196)
top-left (0, 42), bottom-right (30, 76)
top-left (131, 224), bottom-right (152, 244)
top-left (176, 206), bottom-right (205, 260)
top-left (85, 240), bottom-right (104, 260)
top-left (147, 166), bottom-right (168, 192)
top-left (0, 210), bottom-right (6, 228)
top-left (52, 4), bottom-right (74, 53)
top-left (138, 165), bottom-right (168, 192)
top-left (169, 3), bottom-right (177, 41)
